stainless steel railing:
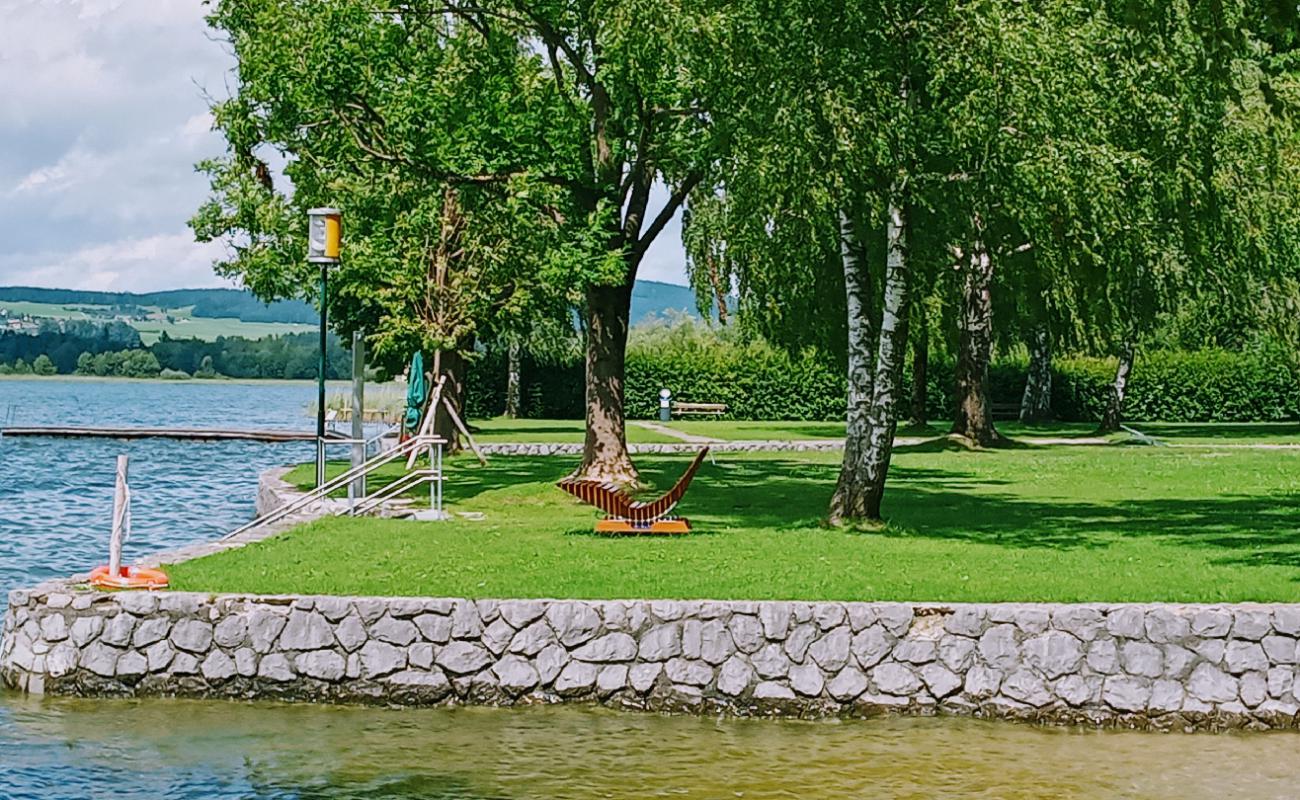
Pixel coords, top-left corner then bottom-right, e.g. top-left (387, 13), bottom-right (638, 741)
top-left (221, 433), bottom-right (445, 540)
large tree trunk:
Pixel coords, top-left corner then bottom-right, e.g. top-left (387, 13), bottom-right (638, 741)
top-left (1098, 339), bottom-right (1134, 433)
top-left (908, 298), bottom-right (928, 427)
top-left (433, 346), bottom-right (469, 455)
top-left (1019, 324), bottom-right (1053, 423)
top-left (505, 339), bottom-right (521, 419)
top-left (576, 281), bottom-right (639, 484)
top-left (829, 209), bottom-right (877, 522)
top-left (950, 235), bottom-right (1003, 446)
top-left (830, 196), bottom-right (911, 524)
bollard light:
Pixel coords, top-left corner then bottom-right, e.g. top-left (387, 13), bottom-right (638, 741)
top-left (307, 207), bottom-right (342, 263)
top-left (659, 387), bottom-right (672, 423)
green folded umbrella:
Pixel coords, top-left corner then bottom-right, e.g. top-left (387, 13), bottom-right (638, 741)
top-left (403, 351), bottom-right (427, 433)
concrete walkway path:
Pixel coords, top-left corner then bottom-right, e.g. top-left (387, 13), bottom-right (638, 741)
top-left (631, 420), bottom-right (724, 444)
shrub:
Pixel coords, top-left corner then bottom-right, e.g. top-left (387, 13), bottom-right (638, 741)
top-left (467, 330), bottom-right (1300, 424)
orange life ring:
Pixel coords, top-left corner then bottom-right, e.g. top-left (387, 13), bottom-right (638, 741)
top-left (88, 565), bottom-right (170, 591)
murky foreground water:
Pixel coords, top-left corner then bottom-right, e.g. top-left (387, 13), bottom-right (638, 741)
top-left (2, 697), bottom-right (1298, 800)
top-left (3, 379), bottom-right (1300, 799)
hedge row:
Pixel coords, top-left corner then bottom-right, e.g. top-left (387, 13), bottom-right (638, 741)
top-left (466, 347), bottom-right (1300, 423)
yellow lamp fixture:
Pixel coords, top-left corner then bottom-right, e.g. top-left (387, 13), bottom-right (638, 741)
top-left (307, 207), bottom-right (342, 263)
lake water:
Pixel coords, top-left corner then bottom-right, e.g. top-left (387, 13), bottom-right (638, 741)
top-left (1, 378), bottom-right (1297, 799)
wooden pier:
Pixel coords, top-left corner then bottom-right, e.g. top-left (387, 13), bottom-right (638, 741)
top-left (0, 425), bottom-right (347, 442)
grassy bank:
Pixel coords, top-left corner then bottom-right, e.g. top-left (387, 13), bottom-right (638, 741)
top-left (170, 441), bottom-right (1300, 602)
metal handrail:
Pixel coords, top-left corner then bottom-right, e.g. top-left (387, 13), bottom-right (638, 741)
top-left (351, 468), bottom-right (436, 516)
top-left (222, 434), bottom-right (444, 540)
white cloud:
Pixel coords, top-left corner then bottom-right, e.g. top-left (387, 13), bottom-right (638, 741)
top-left (0, 0), bottom-right (692, 292)
top-left (0, 0), bottom-right (233, 290)
top-left (0, 233), bottom-right (231, 292)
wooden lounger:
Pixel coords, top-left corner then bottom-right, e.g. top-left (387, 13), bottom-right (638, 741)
top-left (557, 447), bottom-right (709, 534)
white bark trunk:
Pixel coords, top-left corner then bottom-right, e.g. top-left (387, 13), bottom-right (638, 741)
top-left (505, 340), bottom-right (521, 419)
top-left (1100, 340), bottom-right (1134, 432)
top-left (860, 196), bottom-right (912, 519)
top-left (1019, 325), bottom-right (1052, 423)
top-left (829, 208), bottom-right (877, 522)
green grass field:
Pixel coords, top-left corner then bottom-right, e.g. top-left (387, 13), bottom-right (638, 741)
top-left (170, 439), bottom-right (1300, 603)
top-left (0, 300), bottom-right (315, 344)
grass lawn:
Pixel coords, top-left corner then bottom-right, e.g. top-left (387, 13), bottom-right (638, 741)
top-left (170, 442), bottom-right (1300, 602)
top-left (471, 417), bottom-right (1300, 445)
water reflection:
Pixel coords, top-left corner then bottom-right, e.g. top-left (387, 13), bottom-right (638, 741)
top-left (3, 696), bottom-right (1299, 800)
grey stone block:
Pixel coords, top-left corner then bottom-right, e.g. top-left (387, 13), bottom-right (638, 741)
top-left (202, 650), bottom-right (239, 682)
top-left (872, 662), bottom-right (920, 696)
top-left (978, 625), bottom-right (1021, 670)
top-left (1023, 631), bottom-right (1083, 679)
top-left (169, 619), bottom-right (214, 654)
top-left (1002, 669), bottom-right (1051, 707)
top-left (1102, 675), bottom-right (1150, 712)
top-left (573, 633), bottom-right (637, 663)
top-left (493, 655), bottom-right (540, 693)
top-left (370, 615), bottom-right (419, 646)
top-left (433, 641), bottom-right (486, 676)
top-left (808, 628), bottom-right (852, 672)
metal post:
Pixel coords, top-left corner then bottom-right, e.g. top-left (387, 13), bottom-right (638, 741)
top-left (659, 388), bottom-right (672, 423)
top-left (349, 329), bottom-right (366, 502)
top-left (316, 263), bottom-right (328, 488)
top-left (108, 455), bottom-right (128, 577)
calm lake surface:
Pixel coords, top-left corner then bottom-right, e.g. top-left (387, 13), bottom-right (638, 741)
top-left (1, 378), bottom-right (1297, 799)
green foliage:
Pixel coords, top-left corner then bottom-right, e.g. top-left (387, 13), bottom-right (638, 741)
top-left (467, 317), bottom-right (1300, 424)
top-left (31, 354), bottom-right (56, 376)
top-left (73, 350), bottom-right (162, 379)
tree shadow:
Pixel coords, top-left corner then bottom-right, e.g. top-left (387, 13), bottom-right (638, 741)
top-left (1137, 422), bottom-right (1300, 441)
top-left (370, 452), bottom-right (1300, 571)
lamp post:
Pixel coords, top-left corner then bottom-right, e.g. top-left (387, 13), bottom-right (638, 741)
top-left (308, 207), bottom-right (342, 488)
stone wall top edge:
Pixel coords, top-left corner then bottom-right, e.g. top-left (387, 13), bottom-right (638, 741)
top-left (8, 585), bottom-right (1300, 612)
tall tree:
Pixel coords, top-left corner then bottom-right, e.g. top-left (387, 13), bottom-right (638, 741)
top-left (195, 0), bottom-right (717, 483)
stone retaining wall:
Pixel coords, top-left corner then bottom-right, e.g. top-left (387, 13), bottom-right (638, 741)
top-left (5, 588), bottom-right (1300, 731)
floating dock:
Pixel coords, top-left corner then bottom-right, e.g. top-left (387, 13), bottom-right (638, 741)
top-left (0, 426), bottom-right (346, 442)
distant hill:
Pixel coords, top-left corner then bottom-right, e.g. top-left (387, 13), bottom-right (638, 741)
top-left (631, 279), bottom-right (727, 324)
top-left (0, 287), bottom-right (317, 324)
top-left (0, 281), bottom-right (719, 327)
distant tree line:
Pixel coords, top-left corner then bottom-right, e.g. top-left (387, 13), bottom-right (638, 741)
top-left (0, 325), bottom-right (349, 380)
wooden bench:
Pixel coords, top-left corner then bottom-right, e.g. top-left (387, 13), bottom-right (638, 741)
top-left (672, 401), bottom-right (727, 417)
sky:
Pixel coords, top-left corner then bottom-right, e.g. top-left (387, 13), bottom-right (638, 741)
top-left (0, 0), bottom-right (688, 293)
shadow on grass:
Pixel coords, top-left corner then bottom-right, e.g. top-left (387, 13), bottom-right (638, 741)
top-left (1136, 422), bottom-right (1300, 441)
top-left (364, 452), bottom-right (1300, 568)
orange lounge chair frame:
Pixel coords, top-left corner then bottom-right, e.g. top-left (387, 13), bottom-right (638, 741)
top-left (557, 447), bottom-right (709, 534)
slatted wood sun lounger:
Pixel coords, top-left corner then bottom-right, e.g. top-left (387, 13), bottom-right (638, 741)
top-left (557, 447), bottom-right (710, 534)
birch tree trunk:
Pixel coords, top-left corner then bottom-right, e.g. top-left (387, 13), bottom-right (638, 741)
top-left (1098, 339), bottom-right (1134, 433)
top-left (505, 340), bottom-right (521, 419)
top-left (908, 298), bottom-right (928, 427)
top-left (860, 196), bottom-right (912, 520)
top-left (576, 281), bottom-right (639, 484)
top-left (829, 209), bottom-right (878, 522)
top-left (949, 235), bottom-right (1003, 446)
top-left (1019, 324), bottom-right (1053, 423)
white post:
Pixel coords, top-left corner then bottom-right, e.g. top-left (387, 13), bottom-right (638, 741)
top-left (108, 454), bottom-right (129, 577)
top-left (349, 329), bottom-right (366, 503)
